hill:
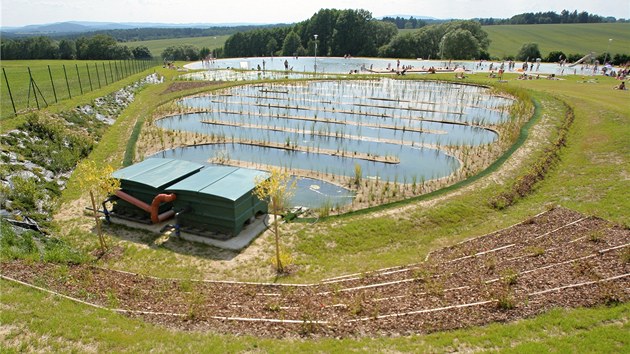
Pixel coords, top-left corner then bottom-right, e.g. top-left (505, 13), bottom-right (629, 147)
top-left (484, 23), bottom-right (630, 58)
top-left (398, 22), bottom-right (629, 59)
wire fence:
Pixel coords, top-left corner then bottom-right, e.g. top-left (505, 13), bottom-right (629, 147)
top-left (1, 59), bottom-right (161, 119)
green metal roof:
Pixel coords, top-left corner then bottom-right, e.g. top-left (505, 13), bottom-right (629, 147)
top-left (167, 166), bottom-right (269, 201)
top-left (112, 158), bottom-right (204, 189)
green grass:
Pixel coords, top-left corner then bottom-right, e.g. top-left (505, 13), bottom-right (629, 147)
top-left (484, 23), bottom-right (630, 59)
top-left (1, 279), bottom-right (628, 352)
top-left (124, 35), bottom-right (229, 57)
top-left (0, 59), bottom-right (159, 120)
top-left (399, 22), bottom-right (630, 59)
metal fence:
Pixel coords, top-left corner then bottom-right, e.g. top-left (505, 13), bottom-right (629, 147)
top-left (1, 59), bottom-right (161, 119)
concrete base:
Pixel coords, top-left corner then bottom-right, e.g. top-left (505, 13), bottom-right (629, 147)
top-left (108, 214), bottom-right (270, 251)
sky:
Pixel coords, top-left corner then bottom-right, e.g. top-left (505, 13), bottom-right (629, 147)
top-left (1, 0), bottom-right (629, 27)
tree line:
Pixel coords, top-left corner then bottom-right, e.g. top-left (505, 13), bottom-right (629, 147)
top-left (478, 10), bottom-right (624, 25)
top-left (223, 9), bottom-right (399, 58)
top-left (515, 43), bottom-right (630, 66)
top-left (381, 16), bottom-right (429, 29)
top-left (67, 25), bottom-right (287, 42)
top-left (1, 34), bottom-right (152, 60)
top-left (223, 9), bottom-right (490, 60)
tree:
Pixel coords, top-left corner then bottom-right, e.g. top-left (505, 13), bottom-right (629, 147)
top-left (82, 34), bottom-right (118, 59)
top-left (545, 50), bottom-right (566, 63)
top-left (75, 160), bottom-right (120, 254)
top-left (440, 29), bottom-right (481, 60)
top-left (161, 45), bottom-right (200, 61)
top-left (366, 21), bottom-right (398, 56)
top-left (282, 31), bottom-right (303, 56)
top-left (110, 45), bottom-right (133, 60)
top-left (266, 38), bottom-right (278, 56)
top-left (253, 168), bottom-right (296, 273)
top-left (331, 9), bottom-right (373, 56)
top-left (379, 32), bottom-right (418, 58)
top-left (58, 39), bottom-right (76, 59)
top-left (516, 43), bottom-right (541, 61)
top-left (132, 46), bottom-right (153, 59)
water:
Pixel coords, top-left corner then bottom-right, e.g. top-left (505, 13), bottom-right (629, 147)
top-left (186, 56), bottom-right (581, 76)
top-left (153, 79), bottom-right (515, 208)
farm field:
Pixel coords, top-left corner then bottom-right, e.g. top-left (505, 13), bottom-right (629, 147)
top-left (123, 35), bottom-right (230, 57)
top-left (0, 60), bottom-right (628, 352)
top-left (400, 22), bottom-right (630, 59)
top-left (483, 23), bottom-right (630, 58)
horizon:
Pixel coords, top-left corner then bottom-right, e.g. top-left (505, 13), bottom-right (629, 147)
top-left (1, 0), bottom-right (628, 28)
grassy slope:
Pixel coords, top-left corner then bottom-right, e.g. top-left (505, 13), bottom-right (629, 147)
top-left (400, 23), bottom-right (630, 59)
top-left (484, 23), bottom-right (630, 59)
top-left (124, 35), bottom-right (229, 57)
top-left (1, 69), bottom-right (629, 351)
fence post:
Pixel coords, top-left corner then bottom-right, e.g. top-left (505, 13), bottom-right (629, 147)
top-left (86, 63), bottom-right (93, 91)
top-left (2, 67), bottom-right (17, 115)
top-left (75, 64), bottom-right (83, 95)
top-left (47, 65), bottom-right (58, 103)
top-left (27, 67), bottom-right (40, 110)
top-left (95, 63), bottom-right (102, 89)
top-left (114, 61), bottom-right (119, 81)
top-left (63, 65), bottom-right (72, 98)
top-left (104, 62), bottom-right (109, 85)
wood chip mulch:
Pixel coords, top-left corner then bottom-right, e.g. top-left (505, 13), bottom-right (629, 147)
top-left (2, 207), bottom-right (628, 338)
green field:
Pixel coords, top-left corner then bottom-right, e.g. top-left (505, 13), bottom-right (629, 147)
top-left (484, 23), bottom-right (630, 58)
top-left (400, 22), bottom-right (630, 59)
top-left (0, 59), bottom-right (158, 120)
top-left (123, 35), bottom-right (230, 57)
top-left (1, 58), bottom-right (629, 351)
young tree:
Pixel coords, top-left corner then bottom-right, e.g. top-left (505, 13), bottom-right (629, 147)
top-left (253, 168), bottom-right (296, 273)
top-left (75, 160), bottom-right (120, 253)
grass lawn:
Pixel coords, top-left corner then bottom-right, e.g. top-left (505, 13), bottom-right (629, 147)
top-left (1, 65), bottom-right (629, 351)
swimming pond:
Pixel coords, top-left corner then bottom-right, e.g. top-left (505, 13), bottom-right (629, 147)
top-left (153, 79), bottom-right (515, 209)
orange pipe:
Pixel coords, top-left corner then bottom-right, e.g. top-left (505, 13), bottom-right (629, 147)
top-left (115, 190), bottom-right (151, 213)
top-left (150, 193), bottom-right (177, 223)
top-left (114, 190), bottom-right (177, 224)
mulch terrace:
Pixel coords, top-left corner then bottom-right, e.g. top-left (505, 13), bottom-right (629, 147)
top-left (2, 207), bottom-right (628, 338)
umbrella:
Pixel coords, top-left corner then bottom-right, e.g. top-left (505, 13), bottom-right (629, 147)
top-left (454, 68), bottom-right (466, 73)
